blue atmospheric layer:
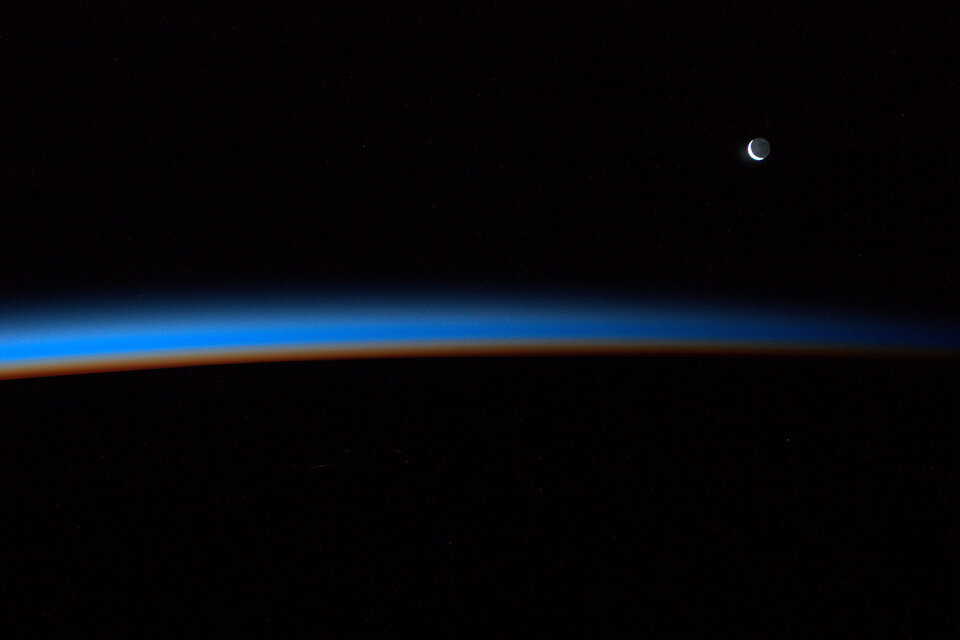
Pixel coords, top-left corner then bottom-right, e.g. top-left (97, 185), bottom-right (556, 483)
top-left (0, 294), bottom-right (958, 368)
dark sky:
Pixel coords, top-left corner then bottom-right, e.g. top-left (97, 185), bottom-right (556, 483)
top-left (1, 4), bottom-right (957, 635)
top-left (1, 4), bottom-right (956, 314)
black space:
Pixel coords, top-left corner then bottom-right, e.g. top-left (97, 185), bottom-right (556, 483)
top-left (1, 3), bottom-right (957, 635)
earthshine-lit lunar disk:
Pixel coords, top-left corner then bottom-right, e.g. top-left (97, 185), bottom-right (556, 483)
top-left (747, 138), bottom-right (770, 161)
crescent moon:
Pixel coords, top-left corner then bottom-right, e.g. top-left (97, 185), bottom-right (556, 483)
top-left (747, 140), bottom-right (762, 161)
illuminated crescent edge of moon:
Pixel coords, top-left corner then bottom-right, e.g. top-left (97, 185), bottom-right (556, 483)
top-left (747, 140), bottom-right (763, 161)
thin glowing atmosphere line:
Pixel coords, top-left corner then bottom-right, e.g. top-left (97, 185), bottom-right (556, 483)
top-left (0, 296), bottom-right (956, 378)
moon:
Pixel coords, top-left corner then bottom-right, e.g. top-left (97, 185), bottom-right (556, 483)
top-left (747, 138), bottom-right (770, 161)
